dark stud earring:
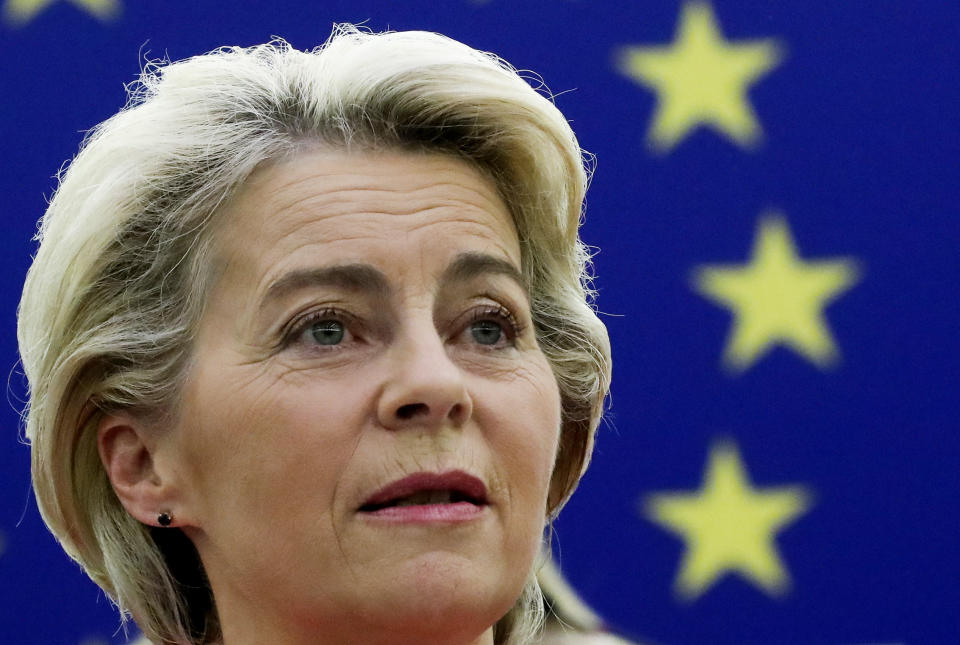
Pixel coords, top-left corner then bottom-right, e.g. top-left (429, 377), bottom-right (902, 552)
top-left (157, 512), bottom-right (173, 527)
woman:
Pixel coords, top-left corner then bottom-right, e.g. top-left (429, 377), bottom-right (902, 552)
top-left (18, 25), bottom-right (611, 645)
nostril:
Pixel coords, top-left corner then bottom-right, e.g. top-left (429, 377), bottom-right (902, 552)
top-left (396, 403), bottom-right (428, 420)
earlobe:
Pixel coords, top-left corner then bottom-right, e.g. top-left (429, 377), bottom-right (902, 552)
top-left (97, 413), bottom-right (177, 527)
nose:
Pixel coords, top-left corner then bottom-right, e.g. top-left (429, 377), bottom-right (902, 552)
top-left (376, 322), bottom-right (473, 431)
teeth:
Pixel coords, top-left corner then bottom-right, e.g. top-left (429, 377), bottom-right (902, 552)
top-left (394, 490), bottom-right (454, 507)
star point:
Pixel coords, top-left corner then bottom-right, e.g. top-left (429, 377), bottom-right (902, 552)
top-left (3, 0), bottom-right (119, 26)
top-left (694, 214), bottom-right (860, 371)
top-left (644, 440), bottom-right (812, 599)
top-left (617, 1), bottom-right (783, 151)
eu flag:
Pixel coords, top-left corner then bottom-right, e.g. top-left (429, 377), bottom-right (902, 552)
top-left (2, 2), bottom-right (957, 644)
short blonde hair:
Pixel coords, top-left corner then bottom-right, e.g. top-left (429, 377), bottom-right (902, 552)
top-left (18, 25), bottom-right (611, 645)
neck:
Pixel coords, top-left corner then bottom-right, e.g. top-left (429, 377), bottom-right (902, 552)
top-left (217, 621), bottom-right (496, 645)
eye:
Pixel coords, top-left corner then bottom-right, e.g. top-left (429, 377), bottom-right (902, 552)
top-left (470, 319), bottom-right (504, 345)
top-left (461, 304), bottom-right (523, 349)
top-left (309, 319), bottom-right (345, 346)
top-left (282, 308), bottom-right (356, 351)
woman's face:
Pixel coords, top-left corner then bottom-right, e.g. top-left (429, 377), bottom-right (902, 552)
top-left (158, 150), bottom-right (562, 644)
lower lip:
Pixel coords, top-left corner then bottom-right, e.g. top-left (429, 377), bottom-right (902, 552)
top-left (360, 502), bottom-right (487, 524)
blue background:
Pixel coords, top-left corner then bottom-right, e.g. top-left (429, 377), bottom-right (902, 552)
top-left (2, 1), bottom-right (958, 644)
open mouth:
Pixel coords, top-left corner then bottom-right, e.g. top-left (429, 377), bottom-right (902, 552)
top-left (359, 471), bottom-right (489, 513)
top-left (359, 489), bottom-right (486, 512)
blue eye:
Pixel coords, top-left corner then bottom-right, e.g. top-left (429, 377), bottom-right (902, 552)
top-left (310, 320), bottom-right (345, 345)
top-left (470, 320), bottom-right (504, 345)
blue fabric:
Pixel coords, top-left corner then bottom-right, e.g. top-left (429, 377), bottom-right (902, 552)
top-left (1, 2), bottom-right (957, 644)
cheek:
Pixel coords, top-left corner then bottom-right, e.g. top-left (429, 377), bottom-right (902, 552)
top-left (175, 364), bottom-right (373, 532)
top-left (482, 359), bottom-right (562, 511)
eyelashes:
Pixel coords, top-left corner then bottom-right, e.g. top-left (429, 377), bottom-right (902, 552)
top-left (279, 307), bottom-right (353, 351)
top-left (279, 302), bottom-right (526, 352)
top-left (465, 304), bottom-right (525, 345)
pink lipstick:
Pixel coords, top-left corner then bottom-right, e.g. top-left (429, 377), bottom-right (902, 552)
top-left (359, 470), bottom-right (489, 523)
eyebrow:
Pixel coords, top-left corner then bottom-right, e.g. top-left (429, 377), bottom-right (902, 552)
top-left (440, 252), bottom-right (527, 296)
top-left (261, 264), bottom-right (390, 309)
top-left (260, 252), bottom-right (526, 310)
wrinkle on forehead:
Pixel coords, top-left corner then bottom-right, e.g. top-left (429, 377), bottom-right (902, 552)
top-left (237, 149), bottom-right (510, 226)
top-left (213, 148), bottom-right (521, 286)
top-left (201, 149), bottom-right (523, 341)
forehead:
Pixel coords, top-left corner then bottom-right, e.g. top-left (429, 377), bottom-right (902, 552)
top-left (211, 148), bottom-right (522, 288)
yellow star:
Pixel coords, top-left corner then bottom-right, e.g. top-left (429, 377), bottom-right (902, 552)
top-left (3, 0), bottom-right (119, 25)
top-left (693, 214), bottom-right (860, 372)
top-left (645, 441), bottom-right (812, 599)
top-left (617, 1), bottom-right (783, 151)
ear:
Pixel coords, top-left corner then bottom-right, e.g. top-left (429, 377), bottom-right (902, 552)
top-left (97, 412), bottom-right (181, 528)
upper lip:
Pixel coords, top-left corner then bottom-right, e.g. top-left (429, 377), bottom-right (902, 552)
top-left (359, 470), bottom-right (489, 511)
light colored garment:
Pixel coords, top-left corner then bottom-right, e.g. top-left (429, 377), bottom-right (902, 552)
top-left (541, 625), bottom-right (642, 645)
top-left (129, 631), bottom-right (640, 645)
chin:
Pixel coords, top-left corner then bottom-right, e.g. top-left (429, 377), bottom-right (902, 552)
top-left (356, 554), bottom-right (522, 644)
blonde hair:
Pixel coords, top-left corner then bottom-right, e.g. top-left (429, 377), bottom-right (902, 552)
top-left (18, 25), bottom-right (611, 645)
